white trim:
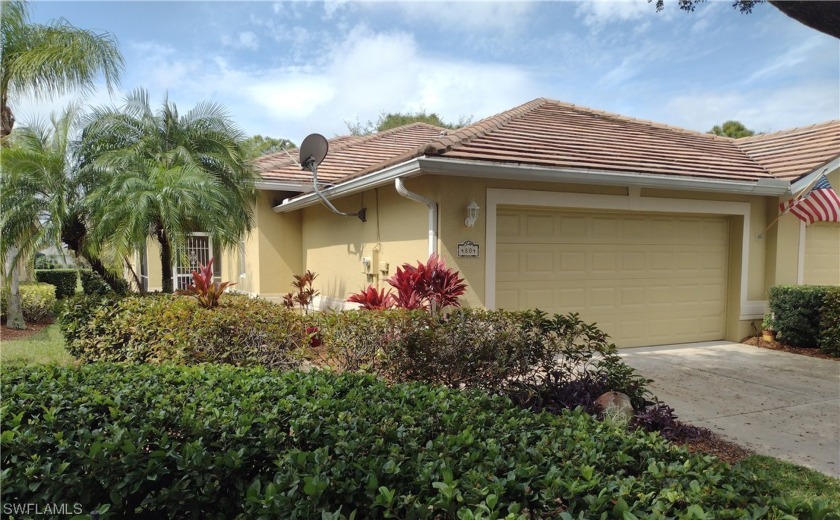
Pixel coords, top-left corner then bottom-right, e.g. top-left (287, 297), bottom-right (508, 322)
top-left (273, 159), bottom-right (423, 213)
top-left (420, 157), bottom-right (791, 196)
top-left (797, 220), bottom-right (806, 285)
top-left (255, 180), bottom-right (310, 191)
top-left (484, 188), bottom-right (760, 322)
top-left (790, 157), bottom-right (840, 194)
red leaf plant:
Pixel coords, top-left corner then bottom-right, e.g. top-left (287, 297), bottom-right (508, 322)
top-left (347, 253), bottom-right (466, 314)
top-left (347, 285), bottom-right (395, 310)
top-left (177, 257), bottom-right (235, 309)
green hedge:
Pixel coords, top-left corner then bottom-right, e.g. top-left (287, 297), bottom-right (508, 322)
top-left (60, 294), bottom-right (304, 369)
top-left (769, 285), bottom-right (840, 349)
top-left (0, 282), bottom-right (56, 323)
top-left (34, 268), bottom-right (77, 299)
top-left (1, 363), bottom-right (822, 519)
top-left (80, 269), bottom-right (129, 296)
top-left (819, 290), bottom-right (840, 356)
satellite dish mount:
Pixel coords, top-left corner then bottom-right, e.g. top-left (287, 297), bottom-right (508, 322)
top-left (300, 133), bottom-right (366, 222)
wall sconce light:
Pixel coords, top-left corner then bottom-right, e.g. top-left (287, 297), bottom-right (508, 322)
top-left (465, 200), bottom-right (480, 227)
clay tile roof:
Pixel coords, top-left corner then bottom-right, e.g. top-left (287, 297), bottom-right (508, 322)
top-left (735, 121), bottom-right (840, 181)
top-left (256, 123), bottom-right (446, 184)
top-left (433, 98), bottom-right (772, 181)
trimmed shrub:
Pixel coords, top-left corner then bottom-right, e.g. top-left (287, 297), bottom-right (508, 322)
top-left (34, 268), bottom-right (77, 299)
top-left (314, 308), bottom-right (651, 409)
top-left (769, 285), bottom-right (840, 348)
top-left (80, 269), bottom-right (130, 296)
top-left (60, 293), bottom-right (304, 369)
top-left (820, 289), bottom-right (840, 356)
top-left (1, 363), bottom-right (818, 519)
top-left (0, 282), bottom-right (56, 323)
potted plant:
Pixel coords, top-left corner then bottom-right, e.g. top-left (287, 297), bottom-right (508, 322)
top-left (761, 313), bottom-right (776, 342)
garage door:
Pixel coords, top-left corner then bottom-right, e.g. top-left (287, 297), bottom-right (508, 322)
top-left (804, 223), bottom-right (840, 285)
top-left (496, 208), bottom-right (729, 348)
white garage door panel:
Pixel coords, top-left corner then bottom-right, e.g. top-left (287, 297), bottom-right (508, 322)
top-left (804, 223), bottom-right (840, 286)
top-left (496, 209), bottom-right (729, 347)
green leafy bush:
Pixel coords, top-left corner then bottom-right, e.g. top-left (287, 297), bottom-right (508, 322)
top-left (0, 282), bottom-right (56, 323)
top-left (60, 294), bottom-right (304, 369)
top-left (819, 289), bottom-right (840, 356)
top-left (79, 269), bottom-right (130, 296)
top-left (314, 308), bottom-right (650, 409)
top-left (769, 285), bottom-right (840, 348)
top-left (34, 268), bottom-right (77, 299)
top-left (1, 363), bottom-right (819, 519)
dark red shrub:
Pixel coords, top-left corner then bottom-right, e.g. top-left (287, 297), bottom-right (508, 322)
top-left (347, 285), bottom-right (394, 310)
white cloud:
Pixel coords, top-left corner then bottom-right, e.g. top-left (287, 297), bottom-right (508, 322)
top-left (576, 0), bottom-right (651, 27)
top-left (664, 83), bottom-right (840, 133)
top-left (222, 31), bottom-right (259, 51)
top-left (391, 1), bottom-right (536, 35)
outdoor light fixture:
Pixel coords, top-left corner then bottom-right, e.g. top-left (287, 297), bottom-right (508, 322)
top-left (465, 200), bottom-right (480, 227)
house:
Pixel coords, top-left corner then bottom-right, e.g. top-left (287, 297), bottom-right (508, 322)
top-left (140, 98), bottom-right (840, 348)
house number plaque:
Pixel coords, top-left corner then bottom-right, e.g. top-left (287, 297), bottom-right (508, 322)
top-left (457, 240), bottom-right (480, 258)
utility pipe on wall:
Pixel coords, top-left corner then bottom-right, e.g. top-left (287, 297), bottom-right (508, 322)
top-left (394, 177), bottom-right (437, 256)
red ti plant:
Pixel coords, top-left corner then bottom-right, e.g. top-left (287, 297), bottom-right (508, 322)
top-left (282, 270), bottom-right (319, 314)
top-left (347, 285), bottom-right (395, 310)
top-left (177, 257), bottom-right (235, 309)
top-left (352, 253), bottom-right (467, 314)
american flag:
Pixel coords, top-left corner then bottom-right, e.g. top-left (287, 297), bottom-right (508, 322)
top-left (779, 175), bottom-right (840, 225)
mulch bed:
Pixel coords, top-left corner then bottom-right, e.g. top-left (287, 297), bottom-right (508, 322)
top-left (741, 336), bottom-right (838, 360)
top-left (1, 322), bottom-right (50, 342)
top-left (678, 432), bottom-right (754, 465)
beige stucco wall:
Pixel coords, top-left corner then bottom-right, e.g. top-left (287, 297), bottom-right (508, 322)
top-left (299, 183), bottom-right (429, 306)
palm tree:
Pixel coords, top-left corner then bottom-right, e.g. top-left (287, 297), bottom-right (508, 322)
top-left (0, 0), bottom-right (123, 138)
top-left (0, 106), bottom-right (126, 300)
top-left (83, 89), bottom-right (257, 293)
top-left (1, 0), bottom-right (122, 328)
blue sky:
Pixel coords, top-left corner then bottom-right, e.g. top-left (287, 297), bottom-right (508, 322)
top-left (19, 0), bottom-right (840, 145)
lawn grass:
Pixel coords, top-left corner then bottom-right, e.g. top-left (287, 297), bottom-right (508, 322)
top-left (737, 454), bottom-right (840, 510)
top-left (1, 324), bottom-right (72, 366)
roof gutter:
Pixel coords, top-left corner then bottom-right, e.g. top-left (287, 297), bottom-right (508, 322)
top-left (395, 178), bottom-right (437, 256)
top-left (273, 158), bottom-right (423, 213)
top-left (416, 157), bottom-right (792, 196)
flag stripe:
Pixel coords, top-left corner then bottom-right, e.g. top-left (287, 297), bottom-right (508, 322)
top-left (779, 174), bottom-right (840, 226)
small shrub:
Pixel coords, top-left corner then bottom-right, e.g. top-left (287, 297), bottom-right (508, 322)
top-left (282, 270), bottom-right (318, 313)
top-left (34, 268), bottom-right (77, 299)
top-left (60, 294), bottom-right (304, 369)
top-left (384, 253), bottom-right (466, 313)
top-left (176, 257), bottom-right (234, 308)
top-left (0, 282), bottom-right (56, 323)
top-left (820, 289), bottom-right (840, 356)
top-left (769, 285), bottom-right (838, 348)
top-left (0, 363), bottom-right (817, 519)
top-left (346, 285), bottom-right (394, 310)
top-left (80, 269), bottom-right (129, 296)
top-left (34, 254), bottom-right (58, 270)
top-left (632, 402), bottom-right (707, 442)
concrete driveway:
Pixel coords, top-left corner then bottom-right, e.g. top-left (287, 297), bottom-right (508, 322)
top-left (620, 341), bottom-right (840, 477)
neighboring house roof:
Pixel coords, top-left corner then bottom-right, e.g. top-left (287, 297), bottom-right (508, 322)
top-left (255, 123), bottom-right (446, 185)
top-left (255, 97), bottom-right (838, 189)
top-left (735, 121), bottom-right (840, 181)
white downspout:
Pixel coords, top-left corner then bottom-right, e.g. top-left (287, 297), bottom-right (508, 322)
top-left (395, 177), bottom-right (437, 256)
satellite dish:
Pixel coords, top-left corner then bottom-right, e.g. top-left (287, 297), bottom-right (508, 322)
top-left (299, 133), bottom-right (328, 170)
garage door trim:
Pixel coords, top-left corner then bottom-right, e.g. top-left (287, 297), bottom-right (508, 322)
top-left (484, 188), bottom-right (757, 319)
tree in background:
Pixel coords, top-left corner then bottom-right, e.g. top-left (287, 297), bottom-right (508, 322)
top-left (0, 0), bottom-right (123, 139)
top-left (708, 120), bottom-right (756, 138)
top-left (82, 89), bottom-right (257, 293)
top-left (346, 110), bottom-right (472, 136)
top-left (242, 135), bottom-right (295, 158)
top-left (654, 0), bottom-right (839, 40)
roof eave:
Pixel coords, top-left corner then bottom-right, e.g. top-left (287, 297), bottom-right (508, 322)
top-left (255, 180), bottom-right (310, 191)
top-left (272, 159), bottom-right (424, 213)
top-left (418, 157), bottom-right (791, 196)
top-left (790, 156), bottom-right (840, 193)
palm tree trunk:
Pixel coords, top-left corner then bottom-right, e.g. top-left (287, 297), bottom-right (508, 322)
top-left (4, 247), bottom-right (26, 329)
top-left (159, 235), bottom-right (174, 294)
top-left (1, 99), bottom-right (15, 139)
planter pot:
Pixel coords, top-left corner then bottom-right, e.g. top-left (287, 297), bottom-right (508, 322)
top-left (762, 330), bottom-right (777, 342)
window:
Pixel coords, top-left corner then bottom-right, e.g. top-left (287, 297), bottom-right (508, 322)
top-left (239, 241), bottom-right (246, 278)
top-left (175, 233), bottom-right (211, 290)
